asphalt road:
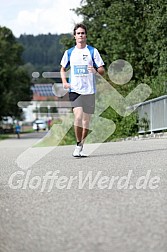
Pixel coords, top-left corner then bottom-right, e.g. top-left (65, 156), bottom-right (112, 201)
top-left (0, 134), bottom-right (167, 252)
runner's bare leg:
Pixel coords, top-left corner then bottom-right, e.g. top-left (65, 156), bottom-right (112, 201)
top-left (73, 107), bottom-right (91, 144)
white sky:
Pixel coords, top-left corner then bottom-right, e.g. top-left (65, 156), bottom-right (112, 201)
top-left (0, 0), bottom-right (83, 37)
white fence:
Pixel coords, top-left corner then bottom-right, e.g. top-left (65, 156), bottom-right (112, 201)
top-left (135, 95), bottom-right (167, 133)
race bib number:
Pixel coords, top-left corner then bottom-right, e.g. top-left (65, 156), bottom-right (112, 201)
top-left (74, 65), bottom-right (88, 76)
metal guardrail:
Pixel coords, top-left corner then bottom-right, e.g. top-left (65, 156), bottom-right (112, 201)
top-left (135, 95), bottom-right (167, 133)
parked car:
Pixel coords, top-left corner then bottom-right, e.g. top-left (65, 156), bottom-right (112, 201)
top-left (33, 119), bottom-right (47, 131)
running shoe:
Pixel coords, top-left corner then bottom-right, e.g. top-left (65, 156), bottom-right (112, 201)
top-left (72, 145), bottom-right (82, 157)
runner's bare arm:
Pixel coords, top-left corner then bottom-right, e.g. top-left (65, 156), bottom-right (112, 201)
top-left (60, 66), bottom-right (71, 89)
top-left (97, 66), bottom-right (105, 75)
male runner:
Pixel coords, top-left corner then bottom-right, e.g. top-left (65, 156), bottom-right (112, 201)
top-left (60, 23), bottom-right (105, 157)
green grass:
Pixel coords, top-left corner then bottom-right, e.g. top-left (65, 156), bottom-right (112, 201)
top-left (0, 134), bottom-right (10, 140)
top-left (34, 126), bottom-right (76, 147)
top-left (22, 129), bottom-right (34, 134)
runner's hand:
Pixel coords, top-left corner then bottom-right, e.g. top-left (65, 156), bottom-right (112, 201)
top-left (87, 65), bottom-right (97, 74)
top-left (63, 82), bottom-right (71, 89)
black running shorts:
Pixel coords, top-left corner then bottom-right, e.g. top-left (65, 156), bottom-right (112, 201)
top-left (69, 92), bottom-right (95, 114)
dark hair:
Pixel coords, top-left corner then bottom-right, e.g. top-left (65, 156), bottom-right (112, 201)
top-left (73, 23), bottom-right (87, 35)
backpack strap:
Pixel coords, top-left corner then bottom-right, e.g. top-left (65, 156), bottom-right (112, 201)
top-left (87, 45), bottom-right (98, 69)
top-left (65, 46), bottom-right (75, 68)
top-left (66, 45), bottom-right (98, 69)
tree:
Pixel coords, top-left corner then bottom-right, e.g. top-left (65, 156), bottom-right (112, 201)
top-left (0, 26), bottom-right (32, 120)
top-left (18, 33), bottom-right (66, 73)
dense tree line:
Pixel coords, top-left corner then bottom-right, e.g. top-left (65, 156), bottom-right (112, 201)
top-left (17, 33), bottom-right (70, 75)
top-left (0, 27), bottom-right (32, 121)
